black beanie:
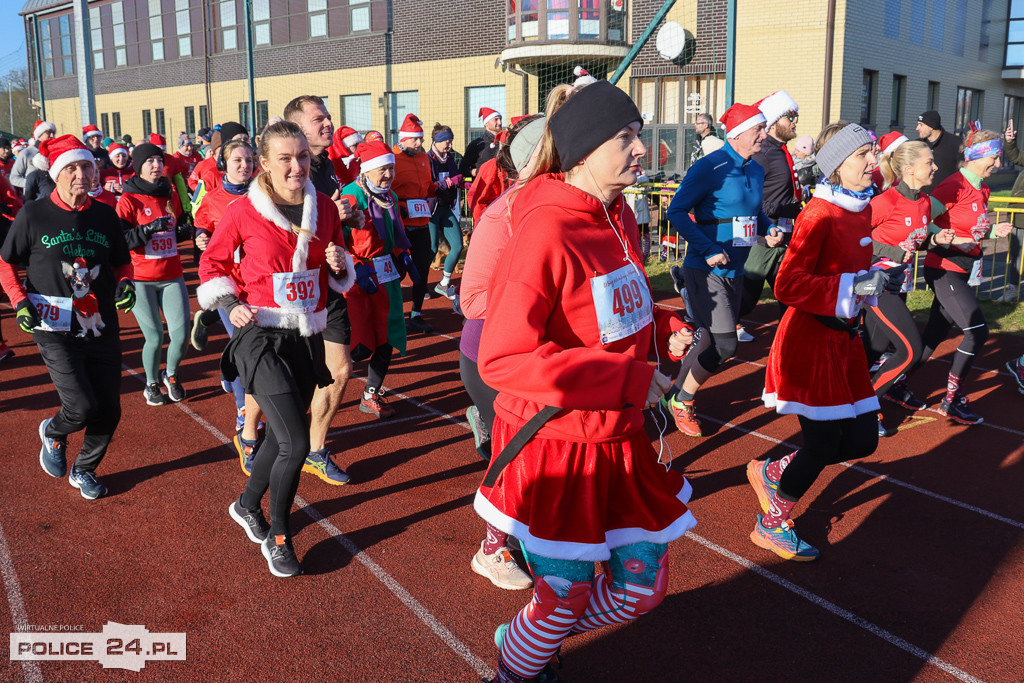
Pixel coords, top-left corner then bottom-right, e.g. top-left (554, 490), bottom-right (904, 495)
top-left (132, 143), bottom-right (163, 174)
top-left (548, 80), bottom-right (643, 171)
top-left (219, 121), bottom-right (249, 142)
top-left (918, 110), bottom-right (941, 130)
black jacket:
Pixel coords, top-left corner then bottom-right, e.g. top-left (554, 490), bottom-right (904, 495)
top-left (922, 128), bottom-right (961, 193)
top-left (309, 149), bottom-right (339, 197)
top-left (459, 131), bottom-right (497, 177)
top-left (23, 169), bottom-right (56, 203)
top-left (751, 135), bottom-right (801, 221)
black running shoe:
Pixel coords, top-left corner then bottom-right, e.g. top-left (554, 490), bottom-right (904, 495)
top-left (884, 382), bottom-right (927, 411)
top-left (407, 315), bottom-right (433, 334)
top-left (261, 534), bottom-right (301, 577)
top-left (162, 371), bottom-right (186, 403)
top-left (143, 383), bottom-right (167, 406)
top-left (939, 393), bottom-right (983, 425)
top-left (229, 498), bottom-right (270, 543)
top-left (670, 265), bottom-right (685, 294)
top-left (190, 310), bottom-right (210, 351)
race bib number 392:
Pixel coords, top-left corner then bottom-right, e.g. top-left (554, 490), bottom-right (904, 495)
top-left (590, 264), bottom-right (653, 345)
top-left (272, 269), bottom-right (320, 313)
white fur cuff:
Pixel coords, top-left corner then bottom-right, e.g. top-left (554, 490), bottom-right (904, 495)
top-left (328, 251), bottom-right (356, 294)
top-left (197, 276), bottom-right (239, 311)
top-left (835, 272), bottom-right (860, 318)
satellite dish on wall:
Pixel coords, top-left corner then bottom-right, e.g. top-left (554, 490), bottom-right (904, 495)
top-left (656, 22), bottom-right (687, 61)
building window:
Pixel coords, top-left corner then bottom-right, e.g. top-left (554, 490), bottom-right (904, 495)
top-left (184, 107), bottom-right (195, 134)
top-left (388, 91), bottom-right (419, 146)
top-left (142, 110), bottom-right (153, 137)
top-left (155, 109), bottom-right (166, 136)
top-left (220, 0), bottom-right (237, 51)
top-left (1007, 0), bottom-right (1024, 66)
top-left (465, 86), bottom-right (506, 147)
top-left (608, 0), bottom-right (626, 43)
top-left (309, 0), bottom-right (328, 37)
top-left (683, 75), bottom-right (725, 124)
top-left (199, 105), bottom-right (209, 130)
top-left (89, 7), bottom-right (104, 70)
top-left (351, 0), bottom-right (371, 33)
top-left (980, 0), bottom-right (993, 62)
top-left (100, 113), bottom-right (109, 135)
top-left (254, 0), bottom-right (271, 46)
top-left (1004, 95), bottom-right (1024, 137)
top-left (927, 81), bottom-right (940, 110)
top-left (238, 102), bottom-right (250, 130)
top-left (954, 86), bottom-right (983, 134)
top-left (59, 15), bottom-right (73, 75)
top-left (930, 0), bottom-right (946, 51)
top-left (112, 112), bottom-right (122, 139)
top-left (112, 1), bottom-right (126, 66)
top-left (149, 0), bottom-right (164, 61)
top-left (891, 75), bottom-right (906, 127)
top-left (40, 19), bottom-right (53, 77)
top-left (507, 0), bottom-right (624, 45)
top-left (883, 0), bottom-right (900, 39)
top-left (952, 0), bottom-right (967, 57)
top-left (547, 1), bottom-right (569, 40)
top-left (861, 70), bottom-right (878, 127)
top-left (340, 94), bottom-right (373, 132)
top-left (175, 0), bottom-right (192, 57)
top-left (256, 101), bottom-right (269, 131)
top-left (909, 0), bottom-right (925, 45)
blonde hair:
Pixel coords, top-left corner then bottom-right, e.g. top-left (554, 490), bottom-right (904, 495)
top-left (879, 140), bottom-right (928, 191)
top-left (255, 120), bottom-right (314, 239)
top-left (520, 84), bottom-right (577, 185)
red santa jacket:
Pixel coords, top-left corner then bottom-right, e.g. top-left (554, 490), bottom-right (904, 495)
top-left (390, 145), bottom-right (437, 228)
top-left (197, 179), bottom-right (355, 337)
top-left (173, 150), bottom-right (204, 183)
top-left (116, 189), bottom-right (185, 282)
top-left (479, 174), bottom-right (688, 444)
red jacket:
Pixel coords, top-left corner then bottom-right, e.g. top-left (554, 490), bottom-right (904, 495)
top-left (89, 187), bottom-right (118, 209)
top-left (926, 170), bottom-right (988, 273)
top-left (195, 184), bottom-right (248, 292)
top-left (173, 150), bottom-right (204, 184)
top-left (190, 156), bottom-right (221, 194)
top-left (197, 179), bottom-right (355, 337)
top-left (390, 145), bottom-right (437, 228)
top-left (164, 152), bottom-right (189, 182)
top-left (99, 165), bottom-right (135, 195)
top-left (479, 174), bottom-right (687, 444)
top-left (116, 190), bottom-right (185, 282)
top-left (0, 173), bottom-right (22, 222)
top-left (466, 158), bottom-right (509, 225)
top-left (869, 187), bottom-right (932, 254)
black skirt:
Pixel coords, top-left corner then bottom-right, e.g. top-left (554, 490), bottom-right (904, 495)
top-left (221, 323), bottom-right (331, 397)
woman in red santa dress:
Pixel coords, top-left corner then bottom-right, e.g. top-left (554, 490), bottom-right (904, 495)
top-left (751, 121), bottom-right (902, 562)
top-left (476, 80), bottom-right (694, 683)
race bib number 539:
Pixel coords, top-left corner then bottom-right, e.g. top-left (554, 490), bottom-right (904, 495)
top-left (590, 263), bottom-right (653, 345)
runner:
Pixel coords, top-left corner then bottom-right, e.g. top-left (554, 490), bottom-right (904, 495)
top-left (0, 135), bottom-right (135, 500)
top-left (117, 142), bottom-right (190, 406)
top-left (173, 132), bottom-right (204, 183)
top-left (663, 102), bottom-right (784, 437)
top-left (190, 122), bottom-right (249, 203)
top-left (340, 139), bottom-right (419, 419)
top-left (476, 81), bottom-right (696, 682)
top-left (0, 137), bottom-right (14, 177)
top-left (100, 142), bottom-right (133, 196)
top-left (0, 169), bottom-right (23, 361)
top-left (23, 140), bottom-right (56, 202)
top-left (461, 107), bottom-right (503, 177)
top-left (752, 121), bottom-right (897, 561)
top-left (197, 120), bottom-right (352, 577)
top-left (425, 122), bottom-right (464, 302)
top-left (82, 125), bottom-right (110, 169)
top-left (9, 120), bottom-right (56, 190)
top-left (914, 126), bottom-right (1013, 424)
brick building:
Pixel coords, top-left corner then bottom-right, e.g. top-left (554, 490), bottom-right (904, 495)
top-left (19, 0), bottom-right (1024, 177)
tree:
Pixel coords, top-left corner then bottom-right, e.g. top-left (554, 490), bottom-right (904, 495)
top-left (0, 68), bottom-right (39, 140)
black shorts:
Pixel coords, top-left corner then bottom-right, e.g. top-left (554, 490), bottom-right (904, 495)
top-left (322, 289), bottom-right (351, 346)
top-left (221, 324), bottom-right (331, 396)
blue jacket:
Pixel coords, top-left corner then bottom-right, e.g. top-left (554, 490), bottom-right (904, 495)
top-left (666, 142), bottom-right (774, 278)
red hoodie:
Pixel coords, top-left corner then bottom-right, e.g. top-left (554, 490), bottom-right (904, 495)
top-left (479, 174), bottom-right (687, 443)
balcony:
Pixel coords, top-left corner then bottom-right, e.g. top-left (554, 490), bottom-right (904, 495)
top-left (501, 0), bottom-right (630, 71)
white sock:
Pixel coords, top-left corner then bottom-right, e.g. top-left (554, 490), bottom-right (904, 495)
top-left (440, 272), bottom-right (451, 287)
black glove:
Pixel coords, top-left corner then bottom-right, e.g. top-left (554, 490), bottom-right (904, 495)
top-left (114, 279), bottom-right (136, 312)
top-left (175, 213), bottom-right (195, 242)
top-left (15, 299), bottom-right (40, 334)
top-left (883, 264), bottom-right (910, 293)
top-left (140, 216), bottom-right (172, 240)
top-left (354, 262), bottom-right (378, 295)
top-left (401, 251), bottom-right (422, 285)
top-left (852, 270), bottom-right (890, 297)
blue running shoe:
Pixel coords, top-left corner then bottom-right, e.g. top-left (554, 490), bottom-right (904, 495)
top-left (745, 459), bottom-right (778, 514)
top-left (234, 432), bottom-right (260, 476)
top-left (750, 515), bottom-right (819, 562)
top-left (68, 467), bottom-right (107, 500)
top-left (493, 623), bottom-right (509, 650)
top-left (302, 448), bottom-right (351, 485)
top-left (38, 418), bottom-right (67, 478)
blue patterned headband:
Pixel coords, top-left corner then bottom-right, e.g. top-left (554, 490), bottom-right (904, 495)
top-left (964, 138), bottom-right (1002, 161)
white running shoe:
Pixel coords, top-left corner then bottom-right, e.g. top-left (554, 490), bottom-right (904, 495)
top-left (736, 326), bottom-right (755, 342)
top-left (471, 542), bottom-right (533, 590)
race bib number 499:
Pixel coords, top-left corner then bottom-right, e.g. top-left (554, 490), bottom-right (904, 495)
top-left (272, 268), bottom-right (321, 313)
top-left (590, 263), bottom-right (653, 345)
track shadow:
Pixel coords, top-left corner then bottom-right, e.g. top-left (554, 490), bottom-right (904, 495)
top-left (102, 444), bottom-right (232, 495)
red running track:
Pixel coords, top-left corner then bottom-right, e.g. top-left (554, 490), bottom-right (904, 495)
top-left (1, 264), bottom-right (1022, 682)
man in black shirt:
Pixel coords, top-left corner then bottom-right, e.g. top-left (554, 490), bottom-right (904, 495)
top-left (459, 107), bottom-right (503, 177)
top-left (916, 110), bottom-right (961, 193)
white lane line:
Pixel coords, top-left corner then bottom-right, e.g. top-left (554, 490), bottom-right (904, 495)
top-left (0, 521), bottom-right (45, 683)
top-left (122, 364), bottom-right (491, 678)
top-left (327, 413), bottom-right (427, 437)
top-left (695, 413), bottom-right (1024, 531)
top-left (684, 531), bottom-right (985, 683)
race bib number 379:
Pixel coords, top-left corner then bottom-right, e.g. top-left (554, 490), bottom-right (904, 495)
top-left (590, 263), bottom-right (653, 345)
top-left (26, 293), bottom-right (72, 332)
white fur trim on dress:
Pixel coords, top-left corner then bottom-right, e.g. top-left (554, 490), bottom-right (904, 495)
top-left (813, 182), bottom-right (871, 212)
top-left (246, 177), bottom-right (319, 272)
top-left (197, 275), bottom-right (240, 311)
top-left (472, 479), bottom-right (697, 563)
top-left (762, 390), bottom-right (880, 420)
top-left (327, 251), bottom-right (356, 294)
top-left (255, 306), bottom-right (327, 337)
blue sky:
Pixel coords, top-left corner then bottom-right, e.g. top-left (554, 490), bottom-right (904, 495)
top-left (1, 0), bottom-right (29, 75)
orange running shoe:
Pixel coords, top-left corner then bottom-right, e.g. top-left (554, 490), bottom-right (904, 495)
top-left (665, 396), bottom-right (702, 437)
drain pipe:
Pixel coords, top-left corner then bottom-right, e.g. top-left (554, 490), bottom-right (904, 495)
top-left (497, 58), bottom-right (530, 115)
top-left (822, 0), bottom-right (837, 127)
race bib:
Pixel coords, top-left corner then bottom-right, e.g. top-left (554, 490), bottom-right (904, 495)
top-left (438, 171), bottom-right (449, 183)
top-left (877, 259), bottom-right (913, 294)
top-left (272, 268), bottom-right (321, 313)
top-left (776, 217), bottom-right (794, 233)
top-left (27, 293), bottom-right (72, 332)
top-left (372, 255), bottom-right (400, 284)
top-left (590, 263), bottom-right (653, 345)
top-left (731, 215), bottom-right (757, 247)
top-left (407, 199), bottom-right (431, 219)
top-left (968, 258), bottom-right (983, 287)
top-left (144, 231), bottom-right (177, 259)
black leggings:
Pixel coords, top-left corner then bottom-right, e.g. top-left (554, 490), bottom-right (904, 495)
top-left (777, 413), bottom-right (878, 501)
top-left (241, 387), bottom-right (313, 536)
top-left (459, 351), bottom-right (497, 433)
top-left (680, 330), bottom-right (739, 385)
top-left (863, 291), bottom-right (923, 396)
top-left (366, 343), bottom-right (393, 392)
top-left (407, 227), bottom-right (434, 313)
top-left (917, 268), bottom-right (988, 380)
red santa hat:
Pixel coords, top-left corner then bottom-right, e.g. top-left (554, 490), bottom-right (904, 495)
top-left (356, 139), bottom-right (395, 173)
top-left (398, 113), bottom-right (424, 140)
top-left (11, 139), bottom-right (26, 154)
top-left (879, 131), bottom-right (909, 156)
top-left (42, 134), bottom-right (95, 181)
top-left (149, 133), bottom-right (167, 150)
top-left (33, 120), bottom-right (56, 140)
top-left (82, 124), bottom-right (103, 140)
top-left (719, 103), bottom-right (766, 139)
top-left (338, 125), bottom-right (363, 152)
top-left (364, 130), bottom-right (385, 144)
top-left (107, 142), bottom-right (129, 158)
top-left (754, 90), bottom-right (799, 128)
top-left (478, 107), bottom-right (501, 125)
top-left (572, 65), bottom-right (598, 88)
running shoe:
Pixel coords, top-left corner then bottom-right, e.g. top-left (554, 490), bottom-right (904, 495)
top-left (745, 459), bottom-right (778, 514)
top-left (143, 383), bottom-right (167, 406)
top-left (228, 498), bottom-right (270, 543)
top-left (869, 351), bottom-right (892, 374)
top-left (670, 265), bottom-right (685, 294)
top-left (68, 467), bottom-right (107, 500)
top-left (939, 393), bottom-right (983, 425)
top-left (38, 418), bottom-right (67, 478)
top-left (360, 389), bottom-right (396, 418)
top-left (233, 432), bottom-right (260, 476)
top-left (435, 283), bottom-right (457, 300)
top-left (0, 342), bottom-right (14, 363)
top-left (302, 448), bottom-right (351, 485)
top-left (1006, 356), bottom-right (1024, 394)
top-left (998, 286), bottom-right (1020, 304)
top-left (466, 405), bottom-right (491, 461)
top-left (884, 382), bottom-right (927, 410)
top-left (663, 395), bottom-right (702, 437)
top-left (162, 371), bottom-right (186, 403)
top-left (750, 515), bottom-right (819, 562)
top-left (261, 534), bottom-right (301, 577)
top-left (877, 412), bottom-right (895, 438)
top-left (736, 325), bottom-right (754, 342)
top-left (471, 542), bottom-right (533, 590)
top-left (190, 310), bottom-right (210, 351)
top-left (406, 315), bottom-right (433, 334)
